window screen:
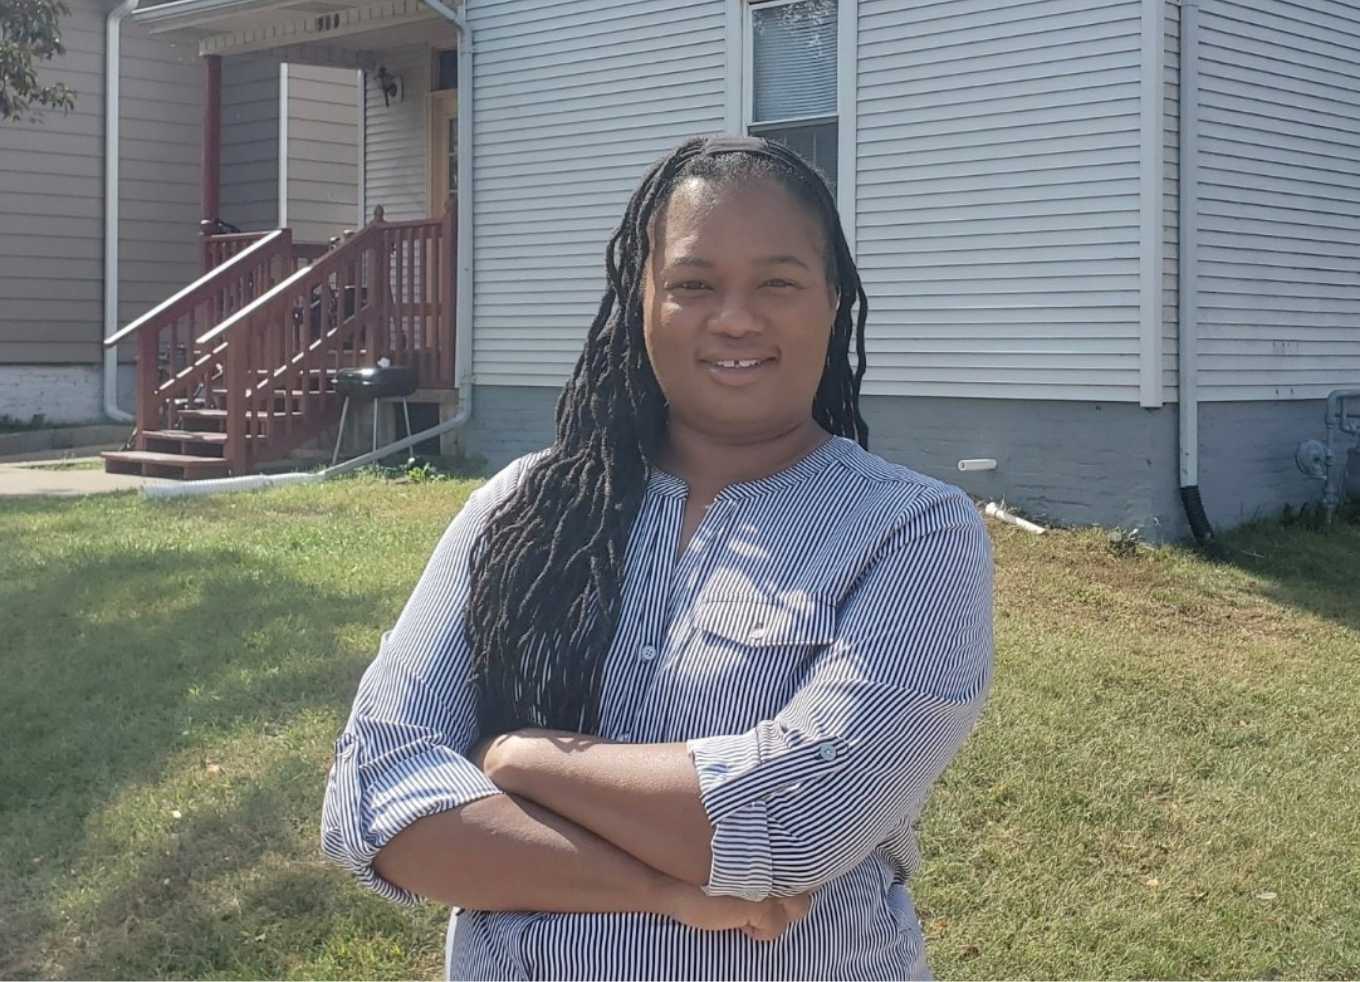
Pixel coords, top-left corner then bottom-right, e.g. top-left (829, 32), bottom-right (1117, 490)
top-left (751, 0), bottom-right (837, 123)
top-left (749, 0), bottom-right (838, 188)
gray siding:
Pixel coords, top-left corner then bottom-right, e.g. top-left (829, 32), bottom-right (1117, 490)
top-left (220, 57), bottom-right (279, 232)
top-left (1195, 0), bottom-right (1360, 400)
top-left (855, 0), bottom-right (1146, 402)
top-left (286, 64), bottom-right (360, 243)
top-left (363, 47), bottom-right (430, 222)
top-left (119, 16), bottom-right (203, 331)
top-left (0, 0), bottom-right (105, 364)
top-left (0, 0), bottom-right (201, 366)
top-left (468, 0), bottom-right (728, 386)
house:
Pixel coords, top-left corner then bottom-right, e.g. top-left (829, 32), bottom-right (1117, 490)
top-left (0, 0), bottom-right (360, 428)
top-left (104, 0), bottom-right (1360, 537)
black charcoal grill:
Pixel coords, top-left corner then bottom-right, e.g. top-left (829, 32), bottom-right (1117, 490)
top-left (331, 365), bottom-right (419, 465)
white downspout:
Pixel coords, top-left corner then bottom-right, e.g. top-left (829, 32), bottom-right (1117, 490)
top-left (103, 0), bottom-right (140, 423)
top-left (421, 0), bottom-right (474, 435)
top-left (1177, 0), bottom-right (1213, 543)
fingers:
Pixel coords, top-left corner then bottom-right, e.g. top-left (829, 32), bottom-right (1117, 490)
top-left (741, 905), bottom-right (787, 943)
top-left (741, 892), bottom-right (814, 942)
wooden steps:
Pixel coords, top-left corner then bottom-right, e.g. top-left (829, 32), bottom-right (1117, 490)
top-left (101, 450), bottom-right (231, 479)
top-left (143, 429), bottom-right (228, 457)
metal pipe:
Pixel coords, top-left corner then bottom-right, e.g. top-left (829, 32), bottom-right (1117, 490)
top-left (103, 0), bottom-right (141, 424)
top-left (1321, 388), bottom-right (1360, 522)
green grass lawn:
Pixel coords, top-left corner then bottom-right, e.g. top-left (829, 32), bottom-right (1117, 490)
top-left (1, 478), bottom-right (1356, 980)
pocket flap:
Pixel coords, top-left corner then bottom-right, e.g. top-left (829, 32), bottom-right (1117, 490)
top-left (695, 597), bottom-right (837, 647)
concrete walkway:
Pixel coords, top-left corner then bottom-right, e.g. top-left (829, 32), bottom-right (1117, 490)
top-left (0, 454), bottom-right (170, 497)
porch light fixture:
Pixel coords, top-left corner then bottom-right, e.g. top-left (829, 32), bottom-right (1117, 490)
top-left (375, 65), bottom-right (402, 106)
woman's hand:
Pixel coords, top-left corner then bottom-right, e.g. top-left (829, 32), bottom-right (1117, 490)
top-left (659, 881), bottom-right (813, 941)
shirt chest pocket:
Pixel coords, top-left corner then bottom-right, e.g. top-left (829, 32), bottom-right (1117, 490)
top-left (659, 597), bottom-right (838, 737)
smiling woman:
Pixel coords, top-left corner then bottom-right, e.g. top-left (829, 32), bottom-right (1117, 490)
top-left (321, 135), bottom-right (994, 981)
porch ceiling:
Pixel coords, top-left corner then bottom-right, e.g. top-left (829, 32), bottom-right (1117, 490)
top-left (135, 0), bottom-right (452, 68)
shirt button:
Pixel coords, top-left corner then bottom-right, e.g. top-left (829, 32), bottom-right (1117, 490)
top-left (619, 732), bottom-right (633, 742)
top-left (748, 625), bottom-right (767, 641)
top-left (639, 645), bottom-right (658, 662)
top-left (817, 744), bottom-right (838, 762)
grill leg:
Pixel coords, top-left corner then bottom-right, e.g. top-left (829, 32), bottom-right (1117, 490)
top-left (402, 399), bottom-right (413, 455)
top-left (331, 396), bottom-right (352, 467)
top-left (372, 397), bottom-right (380, 454)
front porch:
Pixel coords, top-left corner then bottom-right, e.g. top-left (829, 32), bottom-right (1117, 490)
top-left (102, 0), bottom-right (467, 479)
top-left (103, 202), bottom-right (457, 478)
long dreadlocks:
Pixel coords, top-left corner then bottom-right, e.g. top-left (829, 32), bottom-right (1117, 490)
top-left (466, 135), bottom-right (870, 738)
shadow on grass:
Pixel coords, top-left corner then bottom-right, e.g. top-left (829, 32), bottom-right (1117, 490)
top-left (1212, 515), bottom-right (1360, 633)
top-left (0, 536), bottom-right (400, 979)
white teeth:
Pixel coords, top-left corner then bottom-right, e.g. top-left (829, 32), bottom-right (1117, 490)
top-left (715, 359), bottom-right (762, 368)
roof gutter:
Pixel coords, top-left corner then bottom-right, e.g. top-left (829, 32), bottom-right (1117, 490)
top-left (103, 0), bottom-right (140, 424)
top-left (134, 0), bottom-right (277, 32)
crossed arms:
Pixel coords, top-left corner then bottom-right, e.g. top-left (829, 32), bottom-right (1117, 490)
top-left (320, 478), bottom-right (992, 938)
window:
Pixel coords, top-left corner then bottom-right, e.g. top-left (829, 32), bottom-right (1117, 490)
top-left (747, 0), bottom-right (838, 189)
top-left (433, 49), bottom-right (458, 92)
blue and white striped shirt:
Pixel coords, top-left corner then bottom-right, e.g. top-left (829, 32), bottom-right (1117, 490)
top-left (322, 436), bottom-right (993, 981)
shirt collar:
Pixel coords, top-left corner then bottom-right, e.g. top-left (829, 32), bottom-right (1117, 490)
top-left (645, 436), bottom-right (853, 502)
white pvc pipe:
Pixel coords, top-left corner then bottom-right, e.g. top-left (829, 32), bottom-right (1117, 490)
top-left (103, 0), bottom-right (141, 424)
top-left (142, 470), bottom-right (322, 500)
top-left (984, 501), bottom-right (1046, 535)
top-left (957, 458), bottom-right (997, 472)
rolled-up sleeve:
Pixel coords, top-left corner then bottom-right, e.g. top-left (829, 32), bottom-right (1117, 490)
top-left (321, 462), bottom-right (532, 903)
top-left (687, 489), bottom-right (993, 900)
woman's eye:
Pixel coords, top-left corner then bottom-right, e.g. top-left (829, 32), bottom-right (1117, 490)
top-left (671, 281), bottom-right (710, 291)
top-left (764, 279), bottom-right (798, 289)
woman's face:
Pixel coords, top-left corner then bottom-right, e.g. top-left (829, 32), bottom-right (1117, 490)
top-left (643, 176), bottom-right (838, 445)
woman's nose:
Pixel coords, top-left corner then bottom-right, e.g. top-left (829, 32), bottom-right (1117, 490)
top-left (709, 292), bottom-right (763, 336)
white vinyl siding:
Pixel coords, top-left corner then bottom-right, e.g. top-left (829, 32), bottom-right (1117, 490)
top-left (286, 64), bottom-right (360, 243)
top-left (363, 47), bottom-right (431, 222)
top-left (855, 0), bottom-right (1145, 401)
top-left (469, 0), bottom-right (728, 387)
top-left (1194, 0), bottom-right (1360, 401)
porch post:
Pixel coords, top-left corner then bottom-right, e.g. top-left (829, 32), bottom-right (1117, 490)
top-left (201, 54), bottom-right (222, 228)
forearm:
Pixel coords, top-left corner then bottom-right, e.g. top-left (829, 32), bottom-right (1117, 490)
top-left (486, 731), bottom-right (714, 887)
top-left (372, 791), bottom-right (687, 913)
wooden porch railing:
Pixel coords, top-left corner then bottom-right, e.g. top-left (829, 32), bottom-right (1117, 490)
top-left (109, 204), bottom-right (455, 476)
top-left (201, 230), bottom-right (270, 273)
top-left (202, 202), bottom-right (457, 473)
top-left (106, 229), bottom-right (298, 436)
top-left (202, 230), bottom-right (329, 274)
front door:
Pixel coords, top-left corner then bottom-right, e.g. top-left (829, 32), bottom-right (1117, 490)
top-left (428, 88), bottom-right (458, 215)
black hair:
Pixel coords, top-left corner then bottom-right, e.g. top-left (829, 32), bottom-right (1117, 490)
top-left (466, 135), bottom-right (869, 737)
